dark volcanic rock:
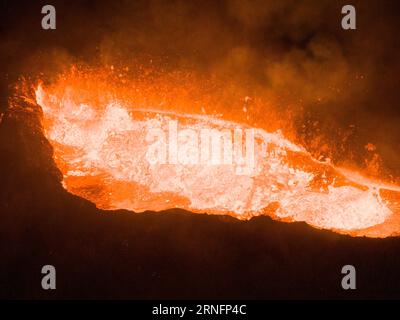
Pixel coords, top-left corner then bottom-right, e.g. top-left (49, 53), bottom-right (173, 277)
top-left (1, 97), bottom-right (400, 299)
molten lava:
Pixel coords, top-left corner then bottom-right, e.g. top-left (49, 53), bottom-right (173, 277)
top-left (32, 67), bottom-right (400, 237)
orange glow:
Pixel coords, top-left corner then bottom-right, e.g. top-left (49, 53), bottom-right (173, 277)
top-left (32, 66), bottom-right (400, 237)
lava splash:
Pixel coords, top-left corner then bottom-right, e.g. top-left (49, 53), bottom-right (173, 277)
top-left (33, 69), bottom-right (400, 237)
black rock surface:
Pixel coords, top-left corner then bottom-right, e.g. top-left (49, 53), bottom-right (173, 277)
top-left (1, 98), bottom-right (400, 299)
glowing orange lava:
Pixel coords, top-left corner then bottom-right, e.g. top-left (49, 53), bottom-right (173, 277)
top-left (33, 67), bottom-right (400, 237)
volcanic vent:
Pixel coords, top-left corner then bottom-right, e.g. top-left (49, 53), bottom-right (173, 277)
top-left (22, 67), bottom-right (400, 237)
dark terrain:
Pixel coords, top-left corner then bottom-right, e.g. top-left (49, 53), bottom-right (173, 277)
top-left (1, 94), bottom-right (400, 299)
